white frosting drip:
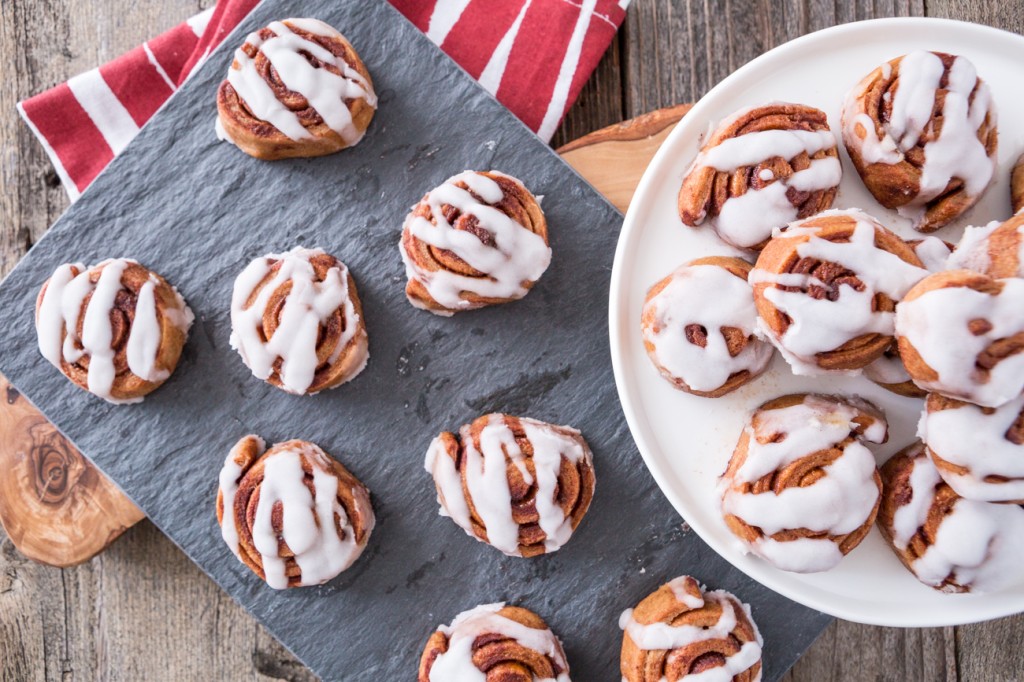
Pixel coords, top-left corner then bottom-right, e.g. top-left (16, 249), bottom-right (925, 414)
top-left (895, 276), bottom-right (1024, 407)
top-left (685, 114), bottom-right (840, 249)
top-left (428, 603), bottom-right (570, 682)
top-left (618, 589), bottom-right (762, 681)
top-left (218, 434), bottom-right (266, 560)
top-left (400, 171), bottom-right (551, 313)
top-left (223, 18), bottom-right (376, 144)
top-left (424, 416), bottom-right (590, 556)
top-left (36, 259), bottom-right (192, 404)
top-left (912, 237), bottom-right (953, 272)
top-left (643, 263), bottom-right (773, 393)
top-left (666, 577), bottom-right (705, 609)
top-left (946, 221), bottom-right (1000, 273)
top-left (891, 448), bottom-right (1024, 593)
top-left (218, 439), bottom-right (372, 589)
top-left (843, 51), bottom-right (996, 224)
top-left (920, 394), bottom-right (1024, 501)
top-left (229, 246), bottom-right (362, 395)
top-left (754, 210), bottom-right (928, 375)
top-left (721, 395), bottom-right (885, 573)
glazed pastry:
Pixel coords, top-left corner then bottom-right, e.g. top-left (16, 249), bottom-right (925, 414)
top-left (751, 209), bottom-right (927, 375)
top-left (619, 576), bottom-right (762, 682)
top-left (230, 246), bottom-right (368, 395)
top-left (878, 442), bottom-right (1024, 593)
top-left (35, 258), bottom-right (193, 403)
top-left (399, 170), bottom-right (550, 315)
top-left (946, 214), bottom-right (1024, 278)
top-left (863, 342), bottom-right (927, 399)
top-left (216, 18), bottom-right (376, 159)
top-left (216, 435), bottom-right (374, 589)
top-left (895, 269), bottom-right (1024, 408)
top-left (641, 256), bottom-right (773, 397)
top-left (909, 237), bottom-right (954, 273)
top-left (419, 603), bottom-right (570, 682)
top-left (424, 414), bottom-right (595, 557)
top-left (1013, 152), bottom-right (1024, 214)
top-left (719, 394), bottom-right (886, 573)
top-left (841, 51), bottom-right (997, 233)
top-left (677, 102), bottom-right (841, 250)
top-left (920, 393), bottom-right (1024, 503)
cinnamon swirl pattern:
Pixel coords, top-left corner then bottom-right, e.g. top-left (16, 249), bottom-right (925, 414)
top-left (719, 394), bottom-right (886, 573)
top-left (752, 209), bottom-right (928, 375)
top-left (35, 259), bottom-right (193, 403)
top-left (641, 257), bottom-right (773, 397)
top-left (230, 246), bottom-right (368, 395)
top-left (947, 214), bottom-right (1024, 278)
top-left (216, 18), bottom-right (376, 159)
top-left (677, 102), bottom-right (841, 251)
top-left (424, 414), bottom-right (595, 557)
top-left (878, 442), bottom-right (1024, 593)
top-left (419, 604), bottom-right (571, 682)
top-left (842, 51), bottom-right (997, 233)
top-left (217, 435), bottom-right (374, 589)
top-left (920, 393), bottom-right (1024, 503)
top-left (1013, 153), bottom-right (1024, 215)
top-left (895, 270), bottom-right (1024, 408)
top-left (399, 170), bottom-right (551, 315)
top-left (619, 576), bottom-right (762, 682)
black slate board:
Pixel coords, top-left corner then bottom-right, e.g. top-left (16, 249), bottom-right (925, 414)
top-left (0, 1), bottom-right (831, 678)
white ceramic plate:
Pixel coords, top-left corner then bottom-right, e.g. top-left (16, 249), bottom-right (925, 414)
top-left (610, 17), bottom-right (1024, 627)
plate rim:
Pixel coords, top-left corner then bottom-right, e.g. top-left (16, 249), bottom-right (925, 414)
top-left (609, 15), bottom-right (1024, 628)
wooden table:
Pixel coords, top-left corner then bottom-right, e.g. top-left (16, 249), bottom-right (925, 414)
top-left (2, 1), bottom-right (1022, 679)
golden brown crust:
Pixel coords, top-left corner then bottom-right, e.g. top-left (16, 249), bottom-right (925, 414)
top-left (753, 212), bottom-right (923, 371)
top-left (401, 171), bottom-right (548, 314)
top-left (641, 256), bottom-right (767, 398)
top-left (620, 577), bottom-right (761, 682)
top-left (677, 102), bottom-right (838, 251)
top-left (34, 260), bottom-right (189, 401)
top-left (842, 52), bottom-right (997, 233)
top-left (418, 605), bottom-right (568, 682)
top-left (429, 414), bottom-right (595, 557)
top-left (1012, 153), bottom-right (1024, 215)
top-left (215, 437), bottom-right (373, 588)
top-left (974, 213), bottom-right (1024, 278)
top-left (216, 20), bottom-right (375, 160)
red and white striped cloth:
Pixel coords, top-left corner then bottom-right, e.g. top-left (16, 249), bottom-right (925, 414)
top-left (18, 0), bottom-right (629, 201)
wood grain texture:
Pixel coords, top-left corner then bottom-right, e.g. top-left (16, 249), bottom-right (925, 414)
top-left (1, 0), bottom-right (1023, 680)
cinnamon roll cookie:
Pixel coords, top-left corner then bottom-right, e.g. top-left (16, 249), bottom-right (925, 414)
top-left (878, 442), bottom-right (1024, 593)
top-left (35, 259), bottom-right (193, 403)
top-left (752, 209), bottom-right (928, 375)
top-left (400, 170), bottom-right (550, 315)
top-left (216, 18), bottom-right (376, 159)
top-left (920, 393), bottom-right (1024, 503)
top-left (230, 246), bottom-right (368, 395)
top-left (719, 394), bottom-right (886, 573)
top-left (946, 213), bottom-right (1024, 278)
top-left (424, 414), bottom-right (595, 557)
top-left (895, 270), bottom-right (1024, 407)
top-left (619, 576), bottom-right (762, 682)
top-left (419, 604), bottom-right (571, 681)
top-left (217, 435), bottom-right (374, 589)
top-left (842, 51), bottom-right (997, 232)
top-left (677, 102), bottom-right (841, 251)
top-left (641, 257), bottom-right (773, 397)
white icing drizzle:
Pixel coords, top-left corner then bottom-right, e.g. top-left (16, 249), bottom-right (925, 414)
top-left (753, 210), bottom-right (928, 375)
top-left (400, 171), bottom-right (551, 313)
top-left (218, 434), bottom-right (266, 560)
top-left (618, 589), bottom-right (763, 682)
top-left (642, 263), bottom-right (773, 392)
top-left (720, 395), bottom-right (886, 573)
top-left (891, 448), bottom-right (1024, 593)
top-left (217, 439), bottom-right (372, 589)
top-left (895, 276), bottom-right (1024, 407)
top-left (424, 416), bottom-right (590, 556)
top-left (223, 18), bottom-right (376, 145)
top-left (229, 246), bottom-right (362, 395)
top-left (666, 577), bottom-right (705, 609)
top-left (912, 237), bottom-right (953, 272)
top-left (36, 259), bottom-right (193, 404)
top-left (428, 603), bottom-right (570, 682)
top-left (843, 51), bottom-right (996, 224)
top-left (920, 394), bottom-right (1024, 501)
top-left (685, 110), bottom-right (840, 249)
top-left (946, 221), bottom-right (1000, 273)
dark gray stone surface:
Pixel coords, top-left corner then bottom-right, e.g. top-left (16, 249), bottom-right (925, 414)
top-left (0, 0), bottom-right (831, 678)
